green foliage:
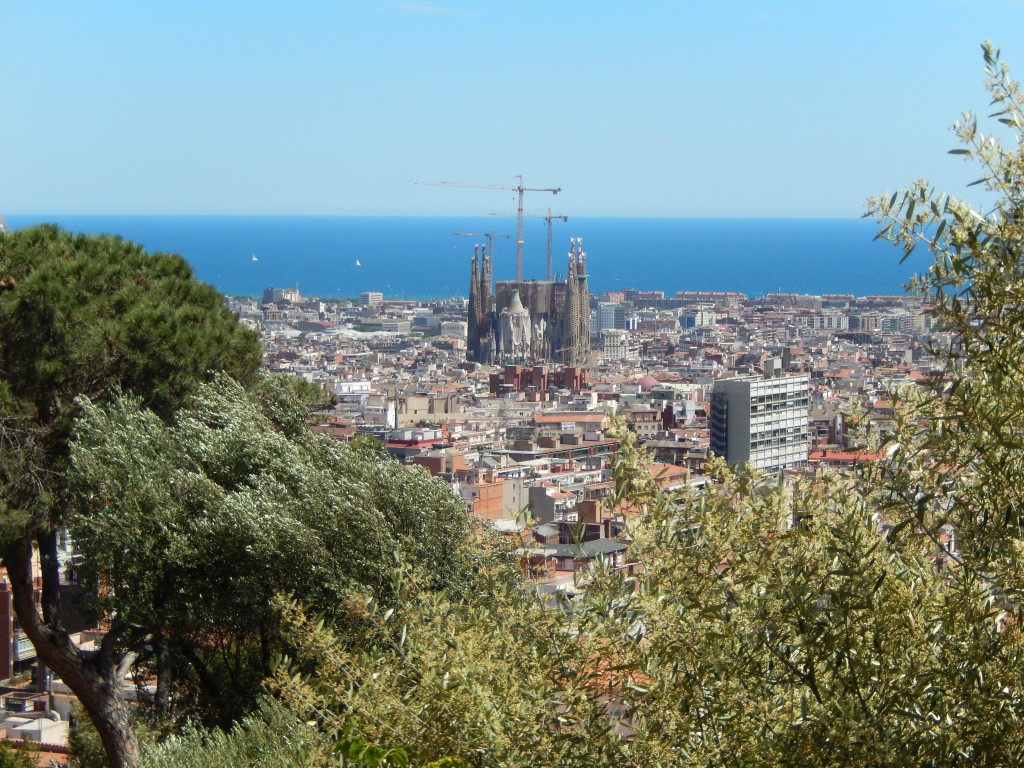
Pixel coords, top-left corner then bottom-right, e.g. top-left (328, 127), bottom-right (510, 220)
top-left (334, 734), bottom-right (409, 768)
top-left (0, 740), bottom-right (38, 768)
top-left (595, 43), bottom-right (1024, 765)
top-left (265, 429), bottom-right (1014, 765)
top-left (136, 700), bottom-right (413, 767)
top-left (68, 698), bottom-right (111, 768)
top-left (251, 373), bottom-right (334, 437)
top-left (69, 373), bottom-right (473, 725)
top-left (267, 544), bottom-right (627, 767)
top-left (615, 462), bottom-right (1024, 766)
top-left (349, 434), bottom-right (389, 458)
top-left (138, 700), bottom-right (334, 768)
top-left (867, 41), bottom-right (1024, 596)
top-left (0, 224), bottom-right (262, 532)
top-left (0, 224), bottom-right (261, 419)
top-left (421, 759), bottom-right (472, 768)
top-left (69, 700), bottom-right (166, 768)
top-left (0, 225), bottom-right (265, 768)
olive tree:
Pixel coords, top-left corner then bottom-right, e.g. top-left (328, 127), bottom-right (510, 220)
top-left (867, 41), bottom-right (1024, 598)
top-left (609, 42), bottom-right (1024, 765)
top-left (68, 373), bottom-right (472, 732)
top-left (609, 45), bottom-right (1024, 764)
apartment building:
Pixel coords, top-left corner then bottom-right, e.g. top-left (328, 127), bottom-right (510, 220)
top-left (709, 361), bottom-right (810, 473)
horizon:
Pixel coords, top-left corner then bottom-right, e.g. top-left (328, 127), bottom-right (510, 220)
top-left (2, 216), bottom-right (927, 300)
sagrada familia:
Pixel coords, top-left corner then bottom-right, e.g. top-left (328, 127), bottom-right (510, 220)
top-left (467, 237), bottom-right (592, 366)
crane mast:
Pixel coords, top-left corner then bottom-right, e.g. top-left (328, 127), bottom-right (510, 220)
top-left (418, 175), bottom-right (560, 280)
top-left (490, 209), bottom-right (568, 280)
top-left (452, 231), bottom-right (510, 261)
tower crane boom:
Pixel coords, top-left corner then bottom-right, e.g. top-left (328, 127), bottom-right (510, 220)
top-left (418, 175), bottom-right (560, 280)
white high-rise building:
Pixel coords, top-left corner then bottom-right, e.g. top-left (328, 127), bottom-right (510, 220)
top-left (710, 362), bottom-right (810, 473)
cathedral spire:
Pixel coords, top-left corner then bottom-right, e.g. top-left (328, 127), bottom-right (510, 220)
top-left (467, 245), bottom-right (480, 361)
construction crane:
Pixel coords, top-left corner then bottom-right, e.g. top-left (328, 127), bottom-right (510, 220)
top-left (452, 231), bottom-right (511, 261)
top-left (490, 209), bottom-right (568, 281)
top-left (418, 175), bottom-right (560, 280)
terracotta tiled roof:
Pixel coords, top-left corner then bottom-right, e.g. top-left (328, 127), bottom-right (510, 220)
top-left (808, 449), bottom-right (885, 463)
top-left (534, 412), bottom-right (607, 424)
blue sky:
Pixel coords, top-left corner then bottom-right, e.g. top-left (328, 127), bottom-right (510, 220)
top-left (2, 0), bottom-right (1021, 217)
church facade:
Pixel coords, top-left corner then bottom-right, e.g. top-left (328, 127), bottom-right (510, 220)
top-left (467, 239), bottom-right (591, 366)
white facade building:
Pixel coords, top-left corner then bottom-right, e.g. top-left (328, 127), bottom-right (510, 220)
top-left (710, 363), bottom-right (810, 472)
top-left (600, 329), bottom-right (639, 361)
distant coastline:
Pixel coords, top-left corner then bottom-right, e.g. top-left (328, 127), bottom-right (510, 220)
top-left (3, 215), bottom-right (931, 300)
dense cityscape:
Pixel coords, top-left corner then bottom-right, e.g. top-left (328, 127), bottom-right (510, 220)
top-left (240, 260), bottom-right (939, 590)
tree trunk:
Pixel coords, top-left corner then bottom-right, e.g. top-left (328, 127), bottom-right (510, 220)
top-left (3, 538), bottom-right (139, 768)
top-left (36, 530), bottom-right (66, 632)
top-left (154, 637), bottom-right (170, 714)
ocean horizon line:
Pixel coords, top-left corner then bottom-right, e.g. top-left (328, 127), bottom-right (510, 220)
top-left (2, 215), bottom-right (924, 300)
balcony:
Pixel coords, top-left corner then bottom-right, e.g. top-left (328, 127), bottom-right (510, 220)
top-left (13, 636), bottom-right (34, 662)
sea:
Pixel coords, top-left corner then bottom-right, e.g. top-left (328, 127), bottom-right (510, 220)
top-left (2, 215), bottom-right (933, 301)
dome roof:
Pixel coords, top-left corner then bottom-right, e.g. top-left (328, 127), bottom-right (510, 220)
top-left (506, 289), bottom-right (529, 315)
top-left (637, 374), bottom-right (660, 391)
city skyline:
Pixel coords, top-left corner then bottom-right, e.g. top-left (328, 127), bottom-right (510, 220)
top-left (2, 1), bottom-right (1021, 219)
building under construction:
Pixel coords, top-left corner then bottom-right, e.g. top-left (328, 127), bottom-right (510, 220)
top-left (467, 238), bottom-right (591, 366)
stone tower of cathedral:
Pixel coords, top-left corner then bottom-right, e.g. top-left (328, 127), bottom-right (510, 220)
top-left (466, 237), bottom-right (592, 366)
top-left (467, 244), bottom-right (495, 362)
top-left (559, 237), bottom-right (591, 366)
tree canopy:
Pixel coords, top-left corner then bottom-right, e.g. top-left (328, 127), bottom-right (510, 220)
top-left (0, 225), bottom-right (263, 768)
top-left (0, 224), bottom-right (263, 528)
top-left (69, 373), bottom-right (473, 724)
